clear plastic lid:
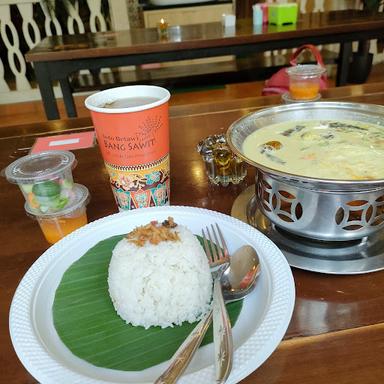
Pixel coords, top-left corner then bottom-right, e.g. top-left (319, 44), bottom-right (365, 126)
top-left (5, 150), bottom-right (76, 184)
top-left (25, 183), bottom-right (90, 218)
top-left (286, 64), bottom-right (326, 78)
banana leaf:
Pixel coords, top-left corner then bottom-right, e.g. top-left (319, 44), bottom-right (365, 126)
top-left (53, 235), bottom-right (242, 371)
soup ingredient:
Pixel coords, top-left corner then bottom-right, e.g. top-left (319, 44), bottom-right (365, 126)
top-left (260, 141), bottom-right (283, 153)
top-left (242, 119), bottom-right (384, 180)
top-left (108, 219), bottom-right (212, 329)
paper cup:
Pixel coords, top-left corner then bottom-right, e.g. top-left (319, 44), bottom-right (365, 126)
top-left (85, 85), bottom-right (171, 210)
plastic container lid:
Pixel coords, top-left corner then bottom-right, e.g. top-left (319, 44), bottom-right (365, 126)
top-left (5, 150), bottom-right (76, 184)
top-left (25, 183), bottom-right (90, 218)
top-left (286, 64), bottom-right (326, 78)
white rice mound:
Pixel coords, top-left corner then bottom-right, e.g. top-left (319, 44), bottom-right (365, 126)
top-left (108, 225), bottom-right (212, 329)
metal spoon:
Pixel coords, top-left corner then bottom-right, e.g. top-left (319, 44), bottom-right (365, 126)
top-left (155, 245), bottom-right (260, 384)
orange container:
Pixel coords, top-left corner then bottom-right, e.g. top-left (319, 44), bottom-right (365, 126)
top-left (85, 86), bottom-right (171, 210)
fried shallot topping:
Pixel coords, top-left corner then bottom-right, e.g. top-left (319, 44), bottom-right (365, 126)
top-left (162, 216), bottom-right (177, 228)
top-left (126, 217), bottom-right (180, 246)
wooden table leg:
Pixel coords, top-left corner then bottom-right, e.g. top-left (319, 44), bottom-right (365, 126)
top-left (34, 62), bottom-right (60, 120)
top-left (59, 77), bottom-right (77, 118)
top-left (336, 41), bottom-right (352, 86)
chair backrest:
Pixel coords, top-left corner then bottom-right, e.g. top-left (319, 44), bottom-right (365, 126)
top-left (0, 0), bottom-right (123, 104)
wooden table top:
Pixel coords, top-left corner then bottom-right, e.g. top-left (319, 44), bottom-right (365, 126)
top-left (25, 10), bottom-right (384, 62)
top-left (1, 83), bottom-right (384, 383)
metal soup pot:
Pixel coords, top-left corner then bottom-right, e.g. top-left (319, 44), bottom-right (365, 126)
top-left (227, 102), bottom-right (384, 241)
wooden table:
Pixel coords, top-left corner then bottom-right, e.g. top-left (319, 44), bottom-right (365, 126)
top-left (1, 83), bottom-right (384, 383)
top-left (26, 9), bottom-right (384, 120)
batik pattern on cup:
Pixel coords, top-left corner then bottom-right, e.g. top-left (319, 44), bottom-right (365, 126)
top-left (85, 85), bottom-right (170, 211)
top-left (106, 154), bottom-right (170, 210)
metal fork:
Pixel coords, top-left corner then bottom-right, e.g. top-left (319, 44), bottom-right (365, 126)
top-left (202, 224), bottom-right (233, 384)
top-left (154, 224), bottom-right (233, 384)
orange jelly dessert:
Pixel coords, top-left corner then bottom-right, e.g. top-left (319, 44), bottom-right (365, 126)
top-left (25, 184), bottom-right (90, 244)
top-left (38, 211), bottom-right (88, 244)
top-left (289, 82), bottom-right (320, 100)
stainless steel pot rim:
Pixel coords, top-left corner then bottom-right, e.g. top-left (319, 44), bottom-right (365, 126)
top-left (226, 101), bottom-right (384, 187)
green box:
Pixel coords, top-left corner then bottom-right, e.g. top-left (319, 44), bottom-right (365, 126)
top-left (268, 3), bottom-right (298, 25)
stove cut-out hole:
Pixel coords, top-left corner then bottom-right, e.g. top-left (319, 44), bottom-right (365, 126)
top-left (365, 205), bottom-right (373, 222)
top-left (280, 200), bottom-right (292, 214)
top-left (343, 224), bottom-right (364, 231)
top-left (347, 200), bottom-right (368, 207)
top-left (262, 193), bottom-right (271, 210)
top-left (335, 207), bottom-right (344, 225)
top-left (258, 184), bottom-right (271, 212)
top-left (373, 202), bottom-right (384, 225)
top-left (295, 203), bottom-right (303, 220)
top-left (261, 179), bottom-right (272, 190)
top-left (348, 209), bottom-right (363, 222)
top-left (262, 201), bottom-right (271, 212)
top-left (277, 213), bottom-right (294, 222)
top-left (272, 194), bottom-right (277, 210)
top-left (278, 190), bottom-right (295, 200)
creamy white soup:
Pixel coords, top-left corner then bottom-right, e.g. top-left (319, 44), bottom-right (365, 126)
top-left (242, 120), bottom-right (384, 180)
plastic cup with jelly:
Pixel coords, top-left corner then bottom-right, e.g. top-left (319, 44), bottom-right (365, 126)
top-left (25, 183), bottom-right (90, 244)
top-left (286, 64), bottom-right (326, 100)
top-left (5, 150), bottom-right (76, 214)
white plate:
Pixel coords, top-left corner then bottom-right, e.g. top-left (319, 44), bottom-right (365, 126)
top-left (9, 206), bottom-right (295, 384)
